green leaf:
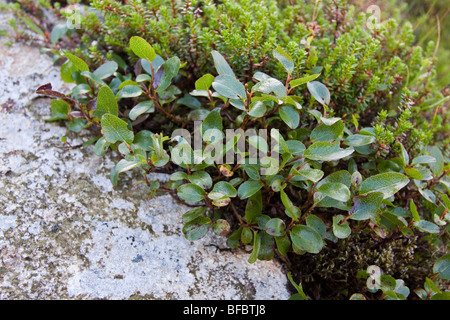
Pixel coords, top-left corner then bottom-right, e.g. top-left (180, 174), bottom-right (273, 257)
top-left (306, 214), bottom-right (327, 237)
top-left (290, 225), bottom-right (324, 254)
top-left (351, 192), bottom-right (384, 220)
top-left (264, 218), bottom-right (286, 237)
top-left (345, 134), bottom-right (376, 147)
top-left (46, 99), bottom-right (70, 121)
top-left (332, 215), bottom-right (351, 239)
top-left (317, 170), bottom-right (352, 188)
top-left (156, 56), bottom-right (181, 93)
top-left (241, 228), bottom-right (253, 244)
top-left (433, 254), bottom-right (450, 280)
top-left (311, 121), bottom-right (345, 142)
top-left (279, 105), bottom-right (300, 129)
top-left (129, 36), bottom-right (156, 62)
top-left (253, 77), bottom-right (286, 98)
top-left (280, 189), bottom-right (302, 221)
top-left (413, 220), bottom-right (440, 234)
top-left (359, 172), bottom-right (409, 199)
top-left (273, 46), bottom-right (294, 74)
top-left (182, 206), bottom-right (207, 223)
top-left (188, 171), bottom-right (213, 189)
top-left (93, 61), bottom-right (118, 79)
top-left (133, 130), bottom-right (154, 151)
top-left (305, 141), bottom-right (354, 161)
top-left (110, 158), bottom-right (145, 185)
top-left (290, 73), bottom-right (321, 89)
top-left (50, 22), bottom-right (68, 44)
top-left (212, 74), bottom-right (246, 99)
top-left (411, 155), bottom-right (436, 166)
top-left (410, 199), bottom-right (420, 221)
top-left (398, 142), bottom-right (409, 166)
top-left (293, 163), bottom-right (324, 183)
top-left (428, 146), bottom-right (444, 176)
top-left (245, 190), bottom-right (262, 224)
top-left (117, 85), bottom-right (143, 98)
top-left (318, 182), bottom-right (351, 202)
top-left (195, 73), bottom-right (215, 91)
top-left (275, 236), bottom-right (291, 256)
top-left (212, 181), bottom-right (237, 197)
top-left (238, 180), bottom-right (264, 199)
top-left (129, 101), bottom-right (155, 121)
top-left (257, 231), bottom-right (275, 260)
top-left (64, 52), bottom-right (89, 72)
top-left (80, 71), bottom-right (108, 87)
top-left (201, 108), bottom-right (223, 136)
top-left (177, 94), bottom-right (201, 109)
top-left (183, 216), bottom-right (211, 241)
top-left (405, 167), bottom-right (423, 180)
top-left (287, 272), bottom-right (308, 300)
top-left (380, 275), bottom-right (397, 292)
top-left (170, 171), bottom-right (188, 182)
top-left (60, 61), bottom-right (79, 83)
top-left (101, 114), bottom-right (134, 145)
top-left (67, 118), bottom-right (86, 132)
top-left (94, 86), bottom-right (118, 118)
top-left (177, 183), bottom-right (206, 202)
top-left (211, 50), bottom-right (235, 77)
top-left (248, 231), bottom-right (261, 263)
top-left (307, 81), bottom-right (330, 106)
top-left (430, 292), bottom-right (450, 300)
top-left (248, 101), bottom-right (267, 118)
top-left (93, 137), bottom-right (110, 156)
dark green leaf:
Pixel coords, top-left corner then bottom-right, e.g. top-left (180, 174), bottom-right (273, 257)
top-left (237, 180), bottom-right (264, 199)
top-left (273, 46), bottom-right (294, 74)
top-left (248, 231), bottom-right (261, 263)
top-left (279, 105), bottom-right (300, 129)
top-left (350, 192), bottom-right (384, 220)
top-left (311, 121), bottom-right (344, 142)
top-left (290, 73), bottom-right (321, 88)
top-left (182, 206), bottom-right (207, 223)
top-left (433, 254), bottom-right (450, 280)
top-left (264, 218), bottom-right (286, 237)
top-left (129, 36), bottom-right (156, 62)
top-left (177, 183), bottom-right (206, 202)
top-left (307, 81), bottom-right (330, 106)
top-left (94, 86), bottom-right (118, 118)
top-left (93, 61), bottom-right (118, 79)
top-left (212, 50), bottom-right (235, 77)
top-left (305, 141), bottom-right (354, 161)
top-left (245, 190), bottom-right (262, 224)
top-left (317, 182), bottom-right (351, 202)
top-left (212, 181), bottom-right (237, 197)
top-left (212, 74), bottom-right (246, 99)
top-left (290, 225), bottom-right (324, 254)
top-left (332, 215), bottom-right (351, 239)
top-left (183, 216), bottom-right (211, 241)
top-left (359, 172), bottom-right (409, 199)
top-left (101, 114), bottom-right (134, 145)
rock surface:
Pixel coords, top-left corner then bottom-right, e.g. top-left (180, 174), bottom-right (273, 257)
top-left (0, 17), bottom-right (290, 299)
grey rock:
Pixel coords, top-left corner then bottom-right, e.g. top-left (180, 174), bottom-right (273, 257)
top-left (0, 31), bottom-right (290, 298)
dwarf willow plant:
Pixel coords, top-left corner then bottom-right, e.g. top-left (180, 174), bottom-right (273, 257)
top-left (37, 35), bottom-right (449, 286)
